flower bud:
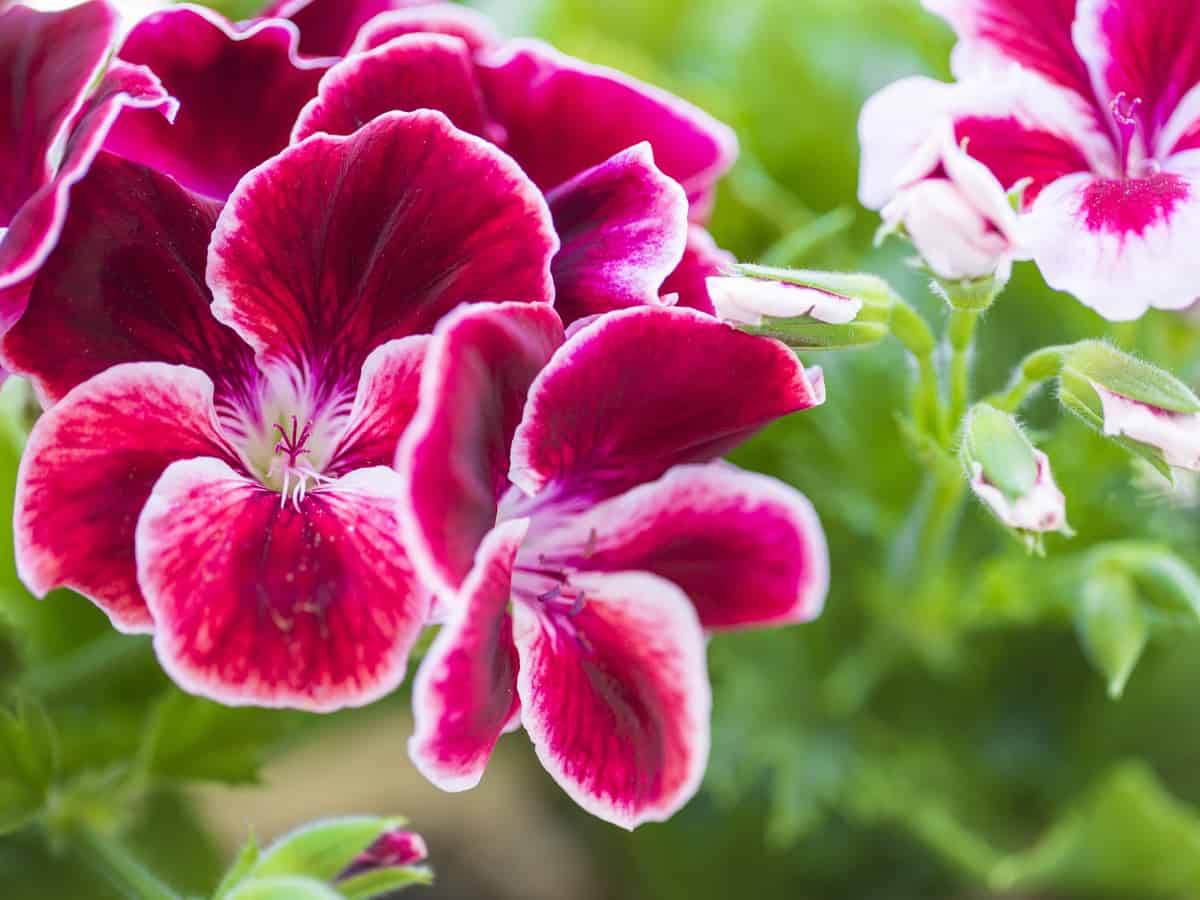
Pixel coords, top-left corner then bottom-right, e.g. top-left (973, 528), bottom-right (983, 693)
top-left (961, 404), bottom-right (1071, 548)
top-left (1059, 341), bottom-right (1200, 473)
top-left (880, 124), bottom-right (1022, 285)
top-left (707, 265), bottom-right (895, 350)
top-left (340, 829), bottom-right (429, 878)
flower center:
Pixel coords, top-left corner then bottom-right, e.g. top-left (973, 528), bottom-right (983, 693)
top-left (266, 415), bottom-right (331, 510)
top-left (1111, 92), bottom-right (1147, 178)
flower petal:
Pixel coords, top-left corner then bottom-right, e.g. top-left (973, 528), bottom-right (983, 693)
top-left (543, 463), bottom-right (828, 631)
top-left (508, 306), bottom-right (824, 503)
top-left (398, 302), bottom-right (563, 596)
top-left (513, 570), bottom-right (710, 829)
top-left (2, 154), bottom-right (256, 407)
top-left (0, 0), bottom-right (117, 223)
top-left (1023, 168), bottom-right (1200, 319)
top-left (476, 40), bottom-right (737, 210)
top-left (409, 519), bottom-right (527, 792)
top-left (660, 226), bottom-right (736, 314)
top-left (262, 0), bottom-right (423, 58)
top-left (291, 33), bottom-right (489, 143)
top-left (139, 460), bottom-right (429, 711)
top-left (924, 0), bottom-right (1095, 102)
top-left (547, 144), bottom-right (688, 326)
top-left (325, 335), bottom-right (427, 476)
top-left (105, 7), bottom-right (328, 200)
top-left (208, 110), bottom-right (558, 385)
top-left (0, 60), bottom-right (176, 334)
top-left (347, 4), bottom-right (500, 55)
top-left (15, 363), bottom-right (234, 633)
top-left (1074, 0), bottom-right (1200, 149)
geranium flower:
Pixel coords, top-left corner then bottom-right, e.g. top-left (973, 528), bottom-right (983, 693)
top-left (859, 0), bottom-right (1200, 320)
top-left (8, 111), bottom-right (558, 710)
top-left (0, 0), bottom-right (175, 332)
top-left (397, 302), bottom-right (828, 827)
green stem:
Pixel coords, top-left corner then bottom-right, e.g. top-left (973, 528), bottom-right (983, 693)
top-left (984, 345), bottom-right (1068, 413)
top-left (889, 300), bottom-right (944, 441)
top-left (947, 308), bottom-right (980, 430)
top-left (72, 827), bottom-right (180, 900)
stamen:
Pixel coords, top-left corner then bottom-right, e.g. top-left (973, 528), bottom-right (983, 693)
top-left (268, 415), bottom-right (330, 510)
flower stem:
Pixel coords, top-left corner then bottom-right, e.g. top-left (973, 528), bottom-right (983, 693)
top-left (985, 345), bottom-right (1068, 412)
top-left (889, 299), bottom-right (944, 441)
top-left (72, 826), bottom-right (181, 900)
top-left (947, 308), bottom-right (980, 431)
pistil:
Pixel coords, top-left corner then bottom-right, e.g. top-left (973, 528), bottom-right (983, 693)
top-left (267, 415), bottom-right (330, 510)
top-left (1111, 92), bottom-right (1144, 178)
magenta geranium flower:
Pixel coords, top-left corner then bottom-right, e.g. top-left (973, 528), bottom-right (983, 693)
top-left (8, 111), bottom-right (558, 711)
top-left (288, 22), bottom-right (737, 323)
top-left (860, 0), bottom-right (1200, 319)
top-left (0, 0), bottom-right (174, 332)
top-left (396, 302), bottom-right (828, 827)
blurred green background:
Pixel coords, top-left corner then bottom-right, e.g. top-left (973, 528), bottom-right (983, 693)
top-left (7, 1), bottom-right (1200, 897)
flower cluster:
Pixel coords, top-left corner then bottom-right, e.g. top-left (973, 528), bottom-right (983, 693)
top-left (0, 0), bottom-right (829, 828)
top-left (860, 0), bottom-right (1200, 320)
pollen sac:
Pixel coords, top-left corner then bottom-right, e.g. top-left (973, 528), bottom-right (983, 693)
top-left (708, 265), bottom-right (895, 350)
top-left (1058, 341), bottom-right (1200, 475)
top-left (961, 403), bottom-right (1071, 551)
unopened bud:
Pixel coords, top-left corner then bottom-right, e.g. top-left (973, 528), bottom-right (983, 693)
top-left (962, 404), bottom-right (1071, 550)
top-left (1059, 341), bottom-right (1200, 473)
top-left (708, 266), bottom-right (895, 349)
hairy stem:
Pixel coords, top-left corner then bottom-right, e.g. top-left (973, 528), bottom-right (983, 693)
top-left (72, 826), bottom-right (180, 900)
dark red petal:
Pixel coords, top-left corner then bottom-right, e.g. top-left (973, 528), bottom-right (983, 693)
top-left (15, 363), bottom-right (235, 633)
top-left (1075, 0), bottom-right (1200, 147)
top-left (106, 7), bottom-right (329, 200)
top-left (262, 0), bottom-right (426, 58)
top-left (476, 40), bottom-right (737, 208)
top-left (140, 461), bottom-right (430, 711)
top-left (348, 5), bottom-right (500, 56)
top-left (398, 303), bottom-right (563, 595)
top-left (659, 225), bottom-right (736, 314)
top-left (546, 463), bottom-right (829, 631)
top-left (409, 519), bottom-right (526, 791)
top-left (0, 0), bottom-right (117, 223)
top-left (0, 61), bottom-right (176, 335)
top-left (513, 571), bottom-right (710, 829)
top-left (325, 336), bottom-right (427, 475)
top-left (209, 110), bottom-right (557, 390)
top-left (2, 154), bottom-right (256, 407)
top-left (291, 33), bottom-right (489, 143)
top-left (953, 114), bottom-right (1093, 204)
top-left (509, 306), bottom-right (825, 504)
top-left (548, 144), bottom-right (688, 326)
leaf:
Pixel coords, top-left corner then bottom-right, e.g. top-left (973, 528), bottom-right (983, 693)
top-left (1075, 571), bottom-right (1147, 698)
top-left (337, 866), bottom-right (434, 899)
top-left (0, 699), bottom-right (59, 834)
top-left (253, 817), bottom-right (406, 882)
top-left (225, 876), bottom-right (344, 900)
top-left (212, 834), bottom-right (260, 900)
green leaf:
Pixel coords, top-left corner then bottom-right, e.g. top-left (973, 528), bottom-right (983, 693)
top-left (337, 866), bottom-right (434, 899)
top-left (0, 699), bottom-right (59, 834)
top-left (253, 817), bottom-right (405, 882)
top-left (212, 834), bottom-right (260, 900)
top-left (1075, 572), bottom-right (1147, 698)
top-left (225, 876), bottom-right (344, 900)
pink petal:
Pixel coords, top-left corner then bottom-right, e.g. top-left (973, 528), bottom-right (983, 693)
top-left (0, 59), bottom-right (176, 336)
top-left (0, 0), bottom-right (117, 223)
top-left (105, 7), bottom-right (329, 201)
top-left (1075, 0), bottom-right (1200, 149)
top-left (397, 303), bottom-right (563, 596)
top-left (15, 363), bottom-right (235, 634)
top-left (660, 225), bottom-right (736, 314)
top-left (2, 154), bottom-right (255, 408)
top-left (409, 519), bottom-right (527, 792)
top-left (509, 306), bottom-right (825, 503)
top-left (513, 571), bottom-right (710, 829)
top-left (1024, 168), bottom-right (1200, 319)
top-left (924, 0), bottom-right (1095, 103)
top-left (547, 144), bottom-right (688, 326)
top-left (291, 33), bottom-right (489, 143)
top-left (262, 0), bottom-right (426, 58)
top-left (347, 5), bottom-right (500, 56)
top-left (139, 460), bottom-right (429, 711)
top-left (544, 463), bottom-right (829, 631)
top-left (476, 40), bottom-right (737, 211)
top-left (208, 110), bottom-right (558, 382)
top-left (325, 336), bottom-right (427, 476)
